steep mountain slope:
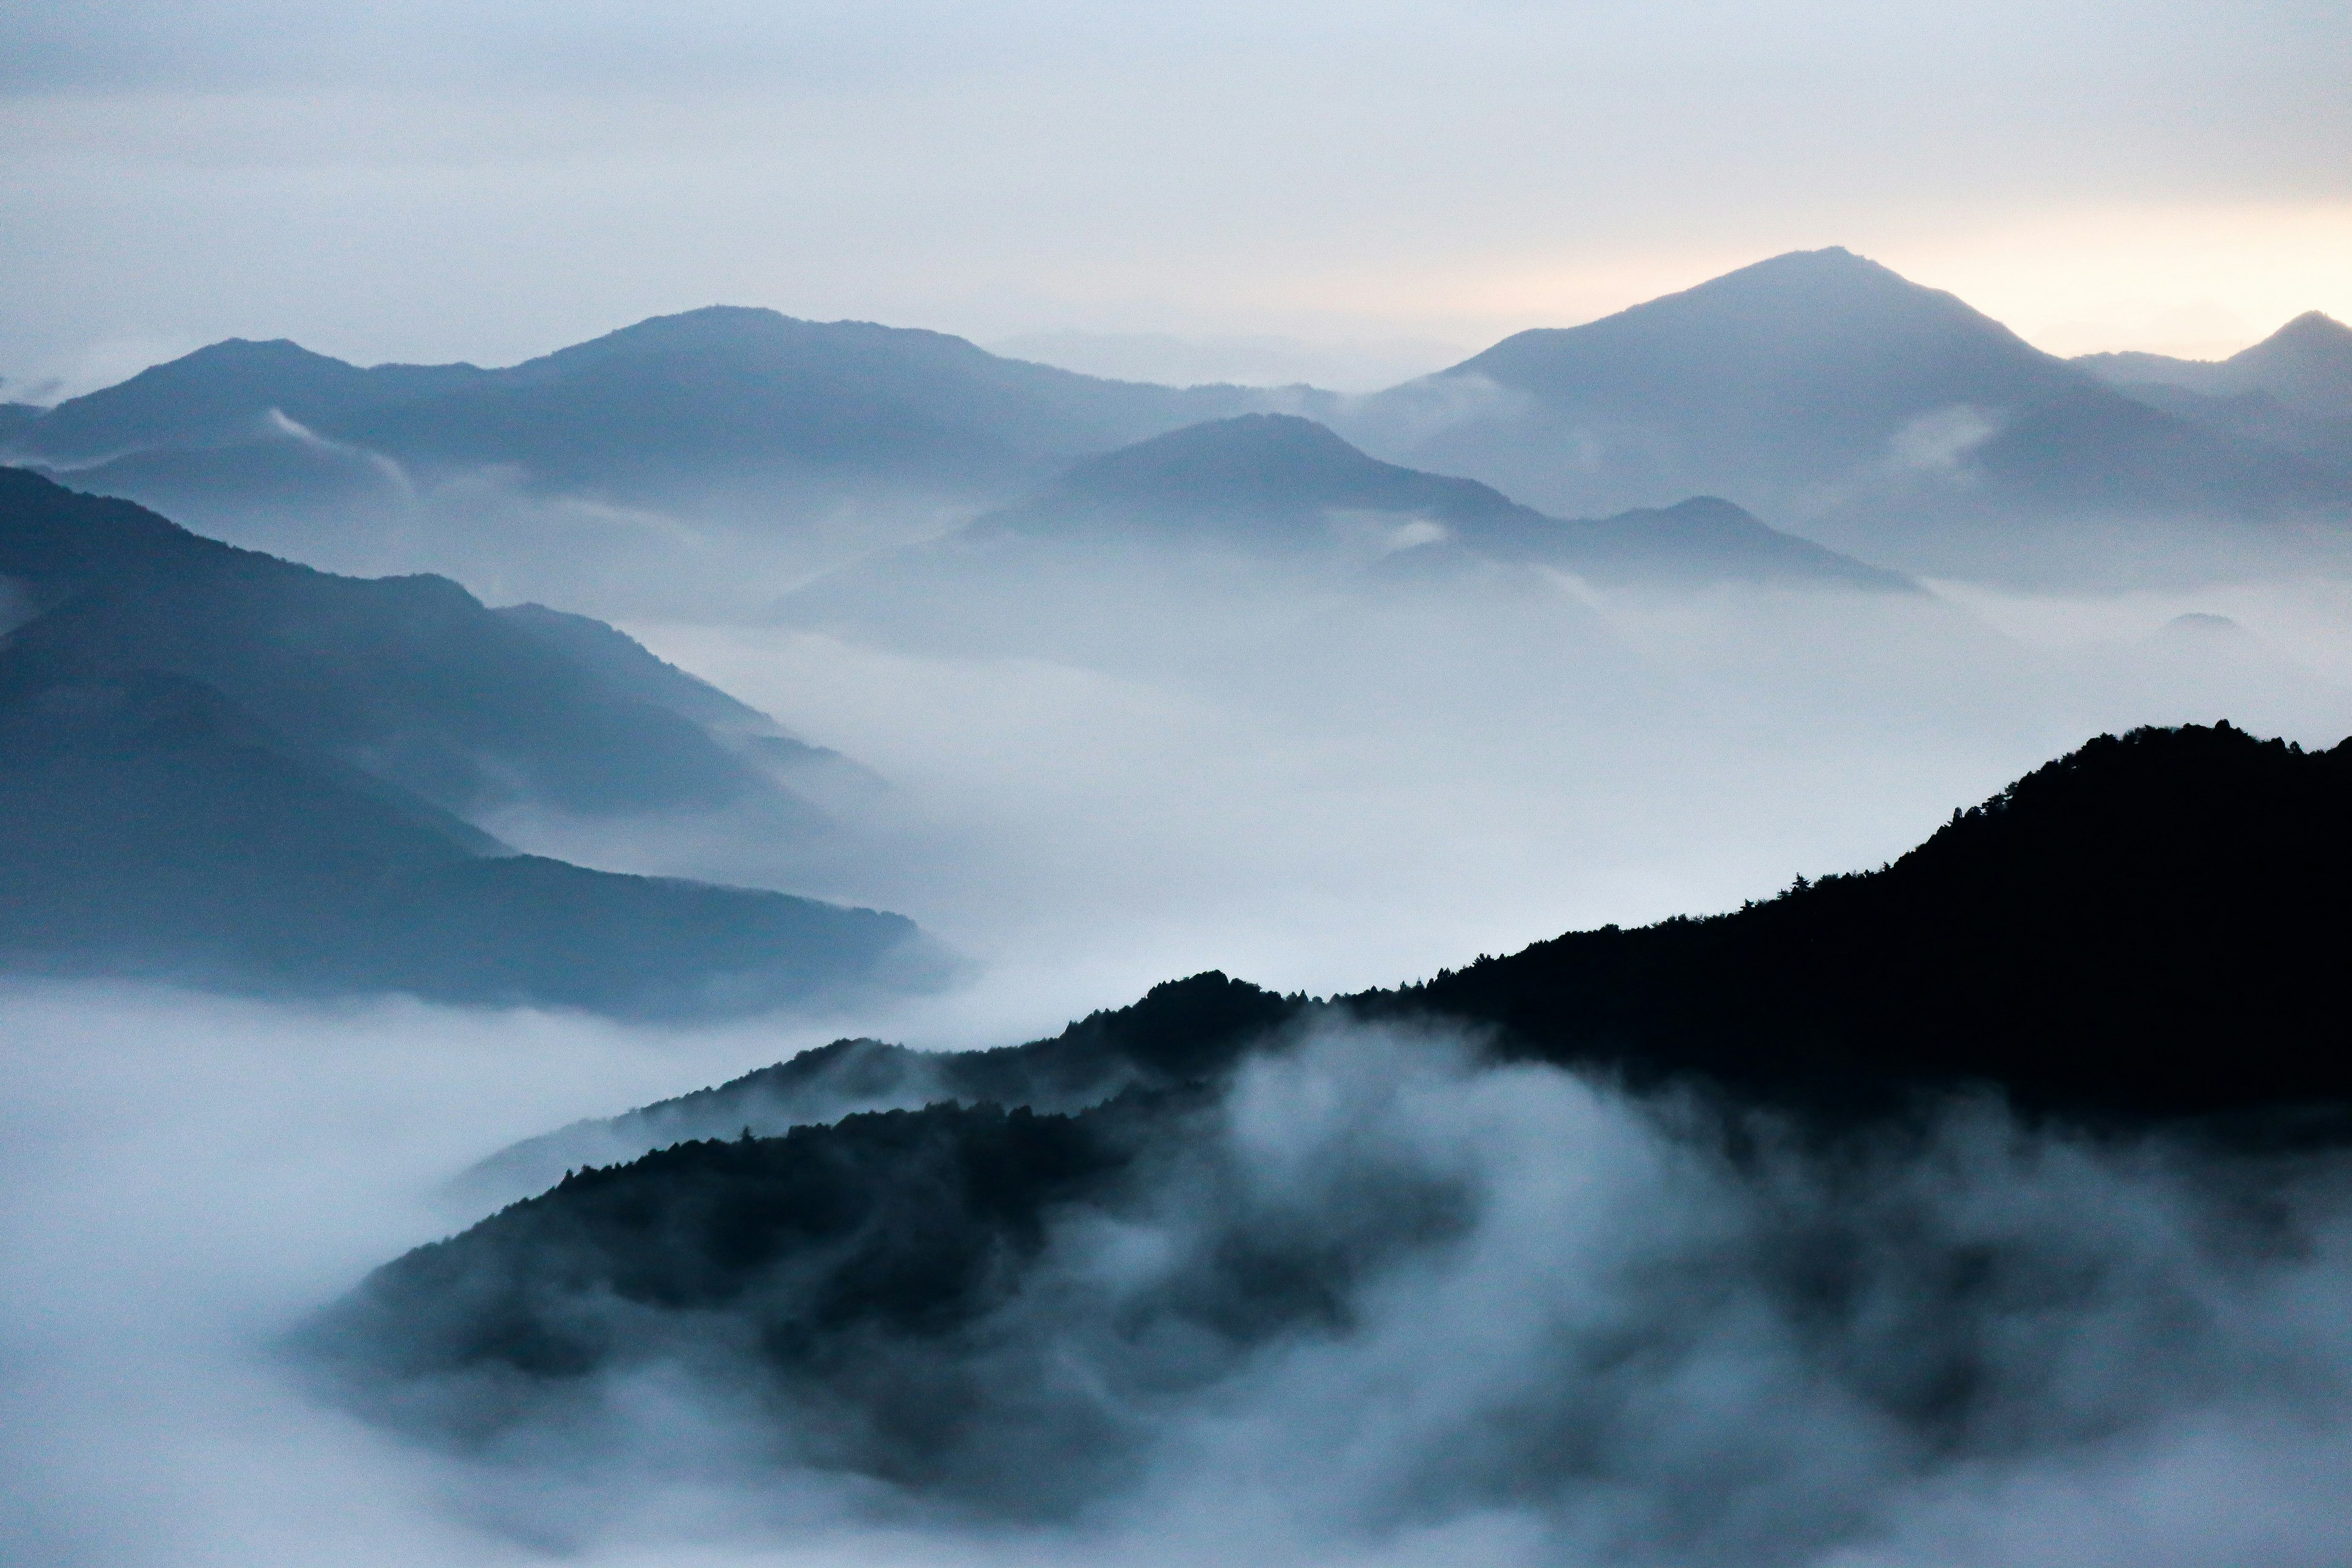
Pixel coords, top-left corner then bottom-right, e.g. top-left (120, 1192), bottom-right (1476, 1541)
top-left (0, 664), bottom-right (925, 1016)
top-left (1338, 249), bottom-right (2346, 575)
top-left (0, 467), bottom-right (797, 821)
top-left (0, 467), bottom-right (933, 1013)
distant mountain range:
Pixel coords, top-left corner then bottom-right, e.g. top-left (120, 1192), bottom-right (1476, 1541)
top-left (780, 413), bottom-right (1912, 655)
top-left (0, 468), bottom-right (935, 1015)
top-left (4, 307), bottom-right (1261, 511)
top-left (7, 252), bottom-right (2343, 601)
top-left (1334, 249), bottom-right (2348, 576)
top-left (313, 720), bottom-right (2352, 1493)
top-left (2074, 311), bottom-right (2352, 466)
top-left (985, 413), bottom-right (1912, 587)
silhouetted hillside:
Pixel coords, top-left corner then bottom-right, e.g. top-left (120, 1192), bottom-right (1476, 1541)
top-left (312, 1095), bottom-right (1170, 1501)
top-left (318, 721), bottom-right (2352, 1498)
top-left (458, 971), bottom-right (1300, 1199)
top-left (1379, 722), bottom-right (2352, 1120)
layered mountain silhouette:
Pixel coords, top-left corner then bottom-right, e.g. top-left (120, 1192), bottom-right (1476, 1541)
top-left (4, 309), bottom-right (1267, 507)
top-left (2076, 311), bottom-right (2352, 465)
top-left (1336, 249), bottom-right (2348, 575)
top-left (783, 413), bottom-right (1911, 650)
top-left (2078, 311), bottom-right (2352, 417)
top-left (0, 467), bottom-right (802, 820)
top-left (982, 413), bottom-right (1908, 585)
top-left (13, 255), bottom-right (2342, 601)
top-left (314, 721), bottom-right (2352, 1492)
top-left (0, 468), bottom-right (933, 1014)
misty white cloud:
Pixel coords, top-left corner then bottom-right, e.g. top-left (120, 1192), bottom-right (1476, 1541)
top-left (51, 1000), bottom-right (2341, 1568)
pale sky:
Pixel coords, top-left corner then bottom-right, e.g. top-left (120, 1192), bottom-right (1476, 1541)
top-left (4, 0), bottom-right (2348, 396)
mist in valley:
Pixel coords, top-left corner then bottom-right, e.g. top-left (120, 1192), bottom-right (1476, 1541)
top-left (6, 11), bottom-right (2352, 1550)
top-left (12, 992), bottom-right (2352, 1568)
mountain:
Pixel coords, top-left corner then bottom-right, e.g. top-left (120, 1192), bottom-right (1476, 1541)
top-left (455, 971), bottom-right (1300, 1202)
top-left (2075, 312), bottom-right (2352, 464)
top-left (309, 722), bottom-right (2352, 1499)
top-left (782, 414), bottom-right (1911, 649)
top-left (0, 664), bottom-right (928, 1016)
top-left (980, 413), bottom-right (1905, 582)
top-left (1387, 721), bottom-right (2352, 1120)
top-left (467, 717), bottom-right (2352, 1162)
top-left (5, 309), bottom-right (1270, 502)
top-left (0, 467), bottom-right (804, 821)
top-left (2076, 311), bottom-right (2352, 417)
top-left (0, 469), bottom-right (935, 1013)
top-left (1337, 249), bottom-right (2348, 577)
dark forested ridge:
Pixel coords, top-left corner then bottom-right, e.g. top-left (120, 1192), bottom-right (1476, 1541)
top-left (318, 720), bottom-right (2352, 1494)
top-left (1384, 722), bottom-right (2350, 1120)
top-left (458, 970), bottom-right (1303, 1199)
top-left (0, 468), bottom-right (932, 1014)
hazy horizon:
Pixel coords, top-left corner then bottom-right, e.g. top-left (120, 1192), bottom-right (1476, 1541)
top-left (7, 5), bottom-right (2351, 1565)
top-left (6, 0), bottom-right (2350, 398)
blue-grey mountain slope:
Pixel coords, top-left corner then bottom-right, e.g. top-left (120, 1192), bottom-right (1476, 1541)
top-left (1336, 249), bottom-right (2350, 580)
top-left (4, 308), bottom-right (1270, 508)
top-left (0, 469), bottom-right (936, 1016)
top-left (782, 414), bottom-right (1912, 653)
top-left (2075, 311), bottom-right (2352, 465)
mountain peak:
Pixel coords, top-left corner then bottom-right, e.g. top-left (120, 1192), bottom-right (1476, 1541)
top-left (1447, 246), bottom-right (2027, 397)
top-left (1061, 413), bottom-right (1378, 501)
top-left (2267, 310), bottom-right (2352, 347)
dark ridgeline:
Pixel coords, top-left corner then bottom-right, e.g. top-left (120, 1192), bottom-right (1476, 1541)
top-left (315, 720), bottom-right (2352, 1491)
top-left (456, 970), bottom-right (1304, 1201)
top-left (0, 467), bottom-right (932, 1016)
top-left (1389, 721), bottom-right (2352, 1120)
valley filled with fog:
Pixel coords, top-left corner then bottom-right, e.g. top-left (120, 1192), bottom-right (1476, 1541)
top-left (5, 246), bottom-right (2352, 1567)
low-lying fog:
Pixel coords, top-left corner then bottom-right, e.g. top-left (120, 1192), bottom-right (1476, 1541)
top-left (9, 994), bottom-right (2352, 1567)
top-left (7, 539), bottom-right (2352, 1566)
top-left (609, 565), bottom-right (2352, 1042)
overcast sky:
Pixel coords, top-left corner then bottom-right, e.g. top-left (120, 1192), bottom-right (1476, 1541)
top-left (4, 0), bottom-right (2348, 395)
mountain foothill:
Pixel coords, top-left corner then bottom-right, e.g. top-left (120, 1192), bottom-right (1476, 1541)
top-left (0, 467), bottom-right (938, 1017)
